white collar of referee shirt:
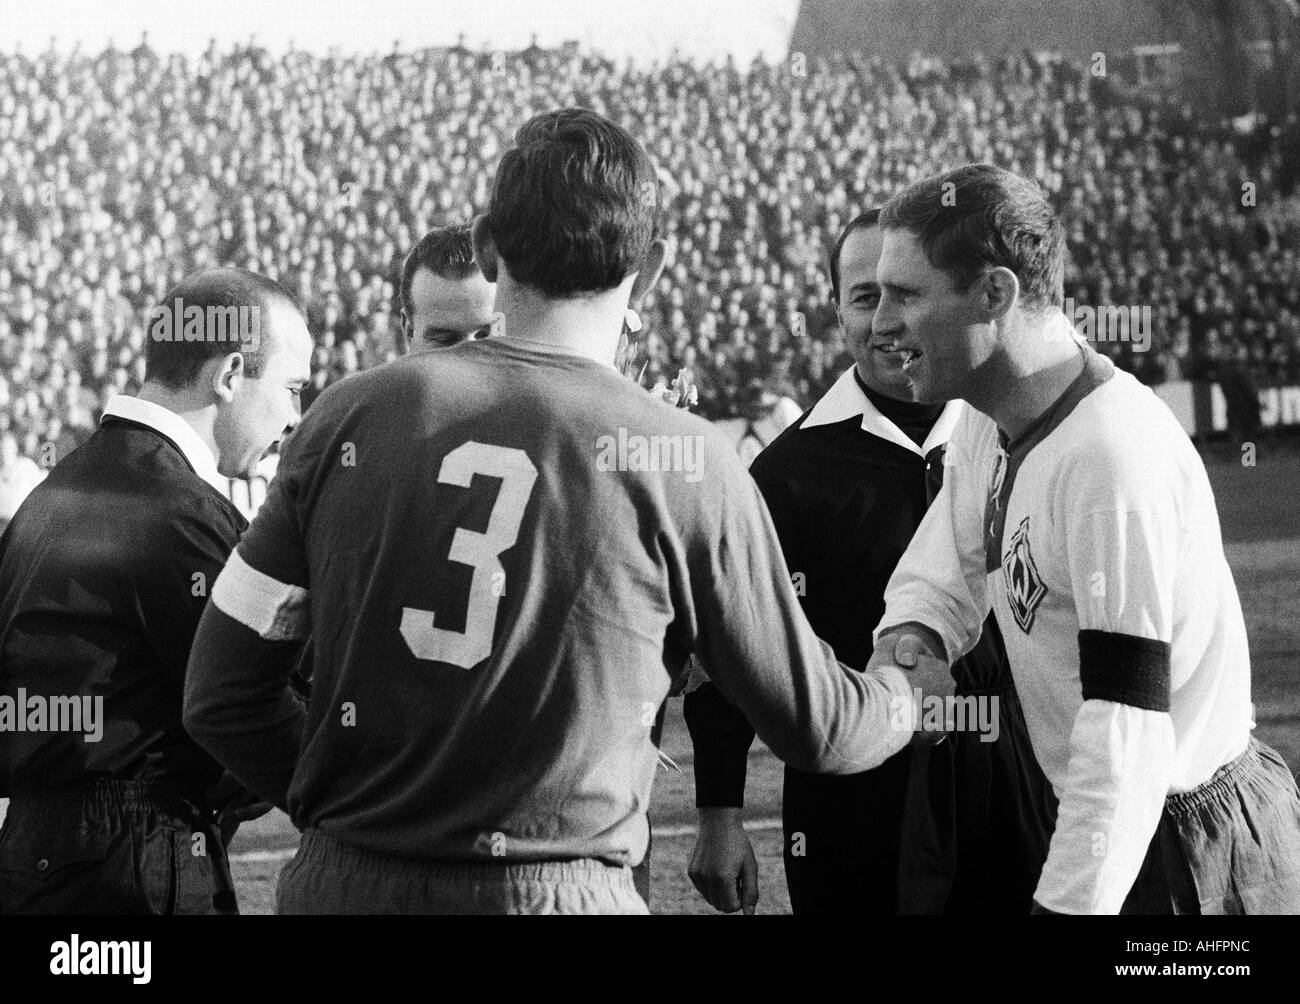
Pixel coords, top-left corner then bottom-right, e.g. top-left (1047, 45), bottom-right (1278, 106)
top-left (100, 394), bottom-right (226, 492)
top-left (800, 366), bottom-right (964, 458)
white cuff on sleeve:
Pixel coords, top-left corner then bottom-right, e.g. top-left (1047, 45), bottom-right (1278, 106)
top-left (212, 549), bottom-right (311, 641)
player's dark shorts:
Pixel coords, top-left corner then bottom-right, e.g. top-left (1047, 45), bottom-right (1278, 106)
top-left (278, 829), bottom-right (648, 915)
top-left (0, 779), bottom-right (236, 915)
top-left (1123, 737), bottom-right (1300, 914)
top-left (782, 681), bottom-right (1056, 915)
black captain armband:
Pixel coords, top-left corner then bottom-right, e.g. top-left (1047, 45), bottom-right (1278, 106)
top-left (1078, 630), bottom-right (1171, 713)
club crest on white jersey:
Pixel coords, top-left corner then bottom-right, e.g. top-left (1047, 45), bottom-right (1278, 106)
top-left (1001, 516), bottom-right (1047, 633)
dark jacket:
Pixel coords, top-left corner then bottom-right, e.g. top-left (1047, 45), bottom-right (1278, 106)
top-left (0, 417), bottom-right (246, 797)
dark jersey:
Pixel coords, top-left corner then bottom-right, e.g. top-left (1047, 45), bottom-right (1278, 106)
top-left (198, 337), bottom-right (915, 866)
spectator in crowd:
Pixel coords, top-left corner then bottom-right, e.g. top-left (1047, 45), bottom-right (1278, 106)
top-left (1215, 342), bottom-right (1264, 457)
top-left (0, 430), bottom-right (44, 532)
top-left (714, 378), bottom-right (805, 468)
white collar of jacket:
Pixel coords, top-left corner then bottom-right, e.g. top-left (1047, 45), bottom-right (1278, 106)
top-left (800, 366), bottom-right (965, 458)
top-left (101, 394), bottom-right (226, 492)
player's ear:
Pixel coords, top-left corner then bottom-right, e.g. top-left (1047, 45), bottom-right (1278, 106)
top-left (395, 308), bottom-right (412, 354)
top-left (981, 267), bottom-right (1019, 320)
top-left (471, 215), bottom-right (498, 283)
top-left (628, 237), bottom-right (667, 310)
top-left (211, 351), bottom-right (243, 403)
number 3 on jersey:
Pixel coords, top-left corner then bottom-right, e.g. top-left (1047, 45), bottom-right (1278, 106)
top-left (400, 441), bottom-right (538, 668)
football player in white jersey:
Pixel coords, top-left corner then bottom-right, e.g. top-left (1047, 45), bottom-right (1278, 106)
top-left (868, 163), bottom-right (1300, 914)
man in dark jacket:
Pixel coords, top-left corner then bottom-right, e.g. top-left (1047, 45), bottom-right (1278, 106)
top-left (0, 268), bottom-right (312, 914)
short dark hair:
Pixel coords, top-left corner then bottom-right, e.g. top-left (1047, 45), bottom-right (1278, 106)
top-left (879, 164), bottom-right (1065, 309)
top-left (487, 108), bottom-right (657, 298)
top-left (144, 268), bottom-right (301, 390)
top-left (828, 208), bottom-right (882, 303)
top-left (400, 223), bottom-right (479, 316)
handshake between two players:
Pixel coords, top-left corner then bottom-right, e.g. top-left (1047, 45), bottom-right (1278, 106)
top-left (868, 627), bottom-right (958, 740)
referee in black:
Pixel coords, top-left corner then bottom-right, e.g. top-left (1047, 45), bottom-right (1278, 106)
top-left (685, 211), bottom-right (1056, 915)
top-left (0, 268), bottom-right (312, 914)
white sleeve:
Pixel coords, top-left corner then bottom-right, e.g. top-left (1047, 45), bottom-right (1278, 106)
top-left (1034, 470), bottom-right (1179, 914)
top-left (875, 411), bottom-right (991, 661)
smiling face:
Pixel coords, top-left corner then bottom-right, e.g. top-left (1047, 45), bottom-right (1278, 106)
top-left (836, 223), bottom-right (912, 399)
top-left (872, 227), bottom-right (1000, 404)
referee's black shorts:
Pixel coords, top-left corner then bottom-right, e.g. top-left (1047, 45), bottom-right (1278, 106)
top-left (781, 681), bottom-right (1057, 915)
top-left (0, 779), bottom-right (236, 915)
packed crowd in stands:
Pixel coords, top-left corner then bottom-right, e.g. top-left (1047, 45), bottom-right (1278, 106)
top-left (3, 38), bottom-right (1300, 470)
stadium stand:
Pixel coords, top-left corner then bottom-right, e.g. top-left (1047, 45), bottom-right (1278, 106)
top-left (3, 40), bottom-right (1300, 467)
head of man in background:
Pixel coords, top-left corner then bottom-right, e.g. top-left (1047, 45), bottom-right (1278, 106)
top-left (397, 223), bottom-right (497, 353)
top-left (144, 267), bottom-right (313, 478)
top-left (830, 208), bottom-right (916, 403)
top-left (470, 108), bottom-right (666, 365)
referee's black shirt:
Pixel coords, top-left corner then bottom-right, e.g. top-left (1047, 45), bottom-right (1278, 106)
top-left (0, 410), bottom-right (246, 798)
top-left (685, 367), bottom-right (1007, 806)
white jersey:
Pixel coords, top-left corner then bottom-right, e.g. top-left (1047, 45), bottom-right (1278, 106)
top-left (878, 345), bottom-right (1253, 914)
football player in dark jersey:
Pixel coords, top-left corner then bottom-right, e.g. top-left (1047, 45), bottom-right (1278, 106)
top-left (183, 109), bottom-right (949, 914)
